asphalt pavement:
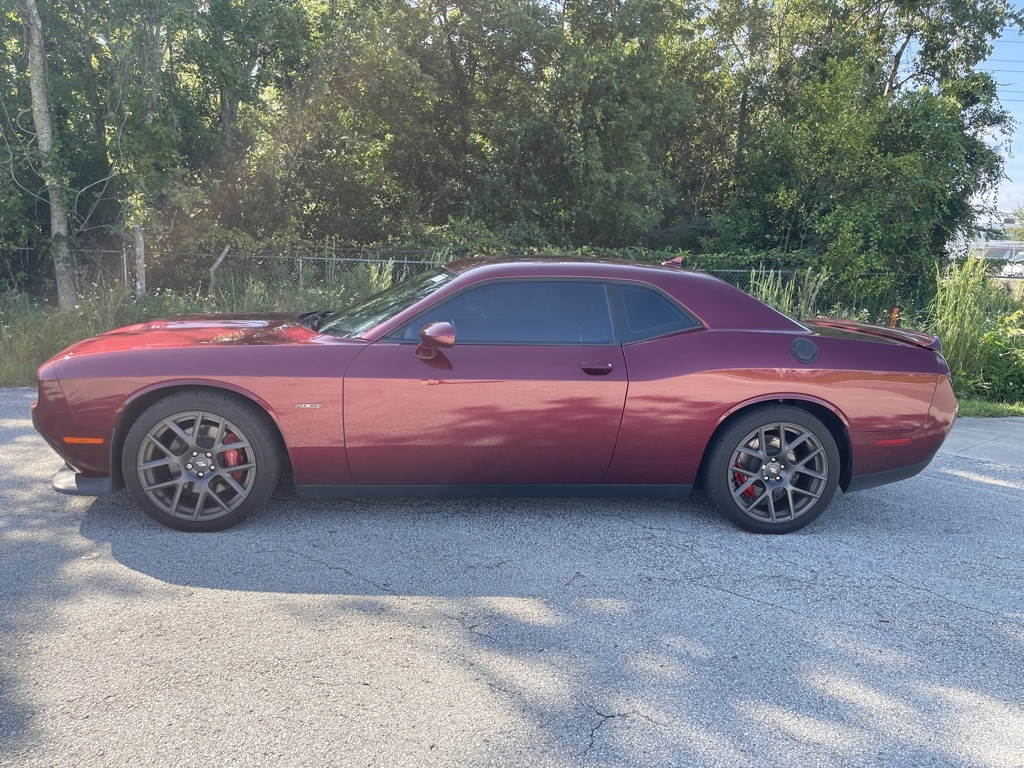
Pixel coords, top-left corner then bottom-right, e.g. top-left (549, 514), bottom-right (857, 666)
top-left (1, 386), bottom-right (1023, 767)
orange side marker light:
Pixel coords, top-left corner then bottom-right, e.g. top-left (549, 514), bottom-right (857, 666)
top-left (62, 437), bottom-right (105, 445)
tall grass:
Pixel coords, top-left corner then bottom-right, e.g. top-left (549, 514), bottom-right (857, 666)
top-left (747, 267), bottom-right (830, 320)
top-left (369, 259), bottom-right (396, 292)
top-left (0, 285), bottom-right (211, 385)
top-left (928, 257), bottom-right (1020, 396)
top-left (0, 266), bottom-right (379, 386)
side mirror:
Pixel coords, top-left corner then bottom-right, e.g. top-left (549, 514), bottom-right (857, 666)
top-left (415, 321), bottom-right (455, 359)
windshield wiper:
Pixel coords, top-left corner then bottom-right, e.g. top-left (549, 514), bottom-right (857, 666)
top-left (296, 310), bottom-right (335, 331)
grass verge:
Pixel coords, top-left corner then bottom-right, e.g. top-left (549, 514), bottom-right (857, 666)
top-left (1, 274), bottom-right (375, 386)
top-left (956, 397), bottom-right (1024, 418)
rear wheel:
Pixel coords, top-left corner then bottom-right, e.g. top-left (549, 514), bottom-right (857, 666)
top-left (122, 391), bottom-right (281, 531)
top-left (702, 406), bottom-right (840, 534)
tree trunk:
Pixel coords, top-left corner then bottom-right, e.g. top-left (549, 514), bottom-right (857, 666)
top-left (885, 35), bottom-right (912, 97)
top-left (734, 87), bottom-right (749, 176)
top-left (19, 0), bottom-right (77, 309)
top-left (218, 51), bottom-right (257, 149)
top-left (81, 23), bottom-right (107, 152)
top-left (219, 87), bottom-right (238, 148)
top-left (133, 221), bottom-right (146, 298)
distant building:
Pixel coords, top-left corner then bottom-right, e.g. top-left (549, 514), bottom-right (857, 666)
top-left (973, 241), bottom-right (1024, 260)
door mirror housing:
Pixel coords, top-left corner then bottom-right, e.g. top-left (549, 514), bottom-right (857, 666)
top-left (415, 321), bottom-right (455, 359)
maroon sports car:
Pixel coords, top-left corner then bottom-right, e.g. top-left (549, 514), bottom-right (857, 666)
top-left (32, 258), bottom-right (956, 533)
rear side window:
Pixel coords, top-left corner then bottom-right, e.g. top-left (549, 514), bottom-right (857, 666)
top-left (610, 284), bottom-right (700, 342)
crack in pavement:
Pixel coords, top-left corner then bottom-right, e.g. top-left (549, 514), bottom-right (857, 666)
top-left (283, 547), bottom-right (399, 596)
top-left (884, 574), bottom-right (1010, 619)
top-left (579, 705), bottom-right (630, 758)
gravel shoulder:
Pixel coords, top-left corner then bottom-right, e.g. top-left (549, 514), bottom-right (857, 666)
top-left (2, 387), bottom-right (1023, 767)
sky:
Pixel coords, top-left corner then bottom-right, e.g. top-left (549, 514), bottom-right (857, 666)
top-left (988, 12), bottom-right (1024, 219)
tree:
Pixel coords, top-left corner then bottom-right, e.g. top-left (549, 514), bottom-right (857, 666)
top-left (700, 0), bottom-right (1020, 281)
top-left (0, 0), bottom-right (1021, 288)
top-left (1008, 207), bottom-right (1024, 242)
top-left (15, 0), bottom-right (77, 308)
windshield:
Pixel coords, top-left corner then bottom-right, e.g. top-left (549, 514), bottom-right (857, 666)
top-left (317, 267), bottom-right (455, 338)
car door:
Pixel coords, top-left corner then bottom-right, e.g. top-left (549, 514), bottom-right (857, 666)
top-left (342, 279), bottom-right (628, 486)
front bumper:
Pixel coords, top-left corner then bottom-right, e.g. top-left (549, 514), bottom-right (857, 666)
top-left (32, 379), bottom-right (114, 478)
top-left (52, 463), bottom-right (113, 496)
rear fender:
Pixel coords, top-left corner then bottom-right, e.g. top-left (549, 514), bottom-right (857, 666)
top-left (706, 393), bottom-right (853, 490)
top-left (717, 393), bottom-right (852, 432)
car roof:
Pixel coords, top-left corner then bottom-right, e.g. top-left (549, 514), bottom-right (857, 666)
top-left (441, 256), bottom-right (804, 332)
top-left (445, 255), bottom-right (692, 278)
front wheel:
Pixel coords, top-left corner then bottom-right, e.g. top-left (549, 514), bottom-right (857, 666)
top-left (702, 406), bottom-right (841, 534)
top-left (122, 391), bottom-right (282, 531)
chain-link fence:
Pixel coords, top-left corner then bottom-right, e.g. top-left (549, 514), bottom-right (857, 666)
top-left (70, 245), bottom-right (457, 296)
top-left (6, 242), bottom-right (944, 323)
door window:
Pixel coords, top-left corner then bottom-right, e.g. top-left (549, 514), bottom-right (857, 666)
top-left (392, 280), bottom-right (615, 344)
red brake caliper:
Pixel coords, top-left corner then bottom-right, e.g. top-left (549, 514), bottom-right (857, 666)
top-left (222, 433), bottom-right (244, 481)
top-left (733, 459), bottom-right (758, 500)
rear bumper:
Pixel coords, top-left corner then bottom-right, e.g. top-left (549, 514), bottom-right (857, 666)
top-left (52, 464), bottom-right (113, 496)
top-left (843, 374), bottom-right (956, 493)
top-left (844, 460), bottom-right (931, 493)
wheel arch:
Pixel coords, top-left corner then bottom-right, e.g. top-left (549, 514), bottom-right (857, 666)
top-left (698, 396), bottom-right (853, 492)
top-left (110, 382), bottom-right (289, 490)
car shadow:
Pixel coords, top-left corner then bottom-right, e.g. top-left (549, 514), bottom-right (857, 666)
top-left (72, 457), bottom-right (1024, 766)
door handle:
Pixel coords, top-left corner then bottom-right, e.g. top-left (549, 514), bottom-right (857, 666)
top-left (581, 361), bottom-right (614, 375)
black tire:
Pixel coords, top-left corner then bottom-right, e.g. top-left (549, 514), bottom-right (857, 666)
top-left (702, 406), bottom-right (840, 534)
top-left (122, 391), bottom-right (282, 531)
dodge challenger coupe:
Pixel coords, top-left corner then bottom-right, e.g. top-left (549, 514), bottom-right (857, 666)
top-left (31, 258), bottom-right (957, 533)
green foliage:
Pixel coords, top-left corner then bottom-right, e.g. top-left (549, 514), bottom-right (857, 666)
top-left (0, 262), bottom-right (379, 385)
top-left (746, 267), bottom-right (830, 321)
top-left (957, 397), bottom-right (1024, 418)
top-left (979, 311), bottom-right (1024, 403)
top-left (3, 0), bottom-right (1018, 286)
top-left (930, 257), bottom-right (995, 394)
top-left (1009, 206), bottom-right (1024, 242)
top-left (929, 257), bottom-right (1024, 398)
top-left (707, 60), bottom-right (1006, 289)
top-left (369, 260), bottom-right (395, 293)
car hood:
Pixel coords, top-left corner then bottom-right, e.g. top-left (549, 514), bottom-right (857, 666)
top-left (55, 314), bottom-right (326, 358)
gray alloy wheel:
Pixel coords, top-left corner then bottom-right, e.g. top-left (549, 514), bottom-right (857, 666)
top-left (122, 391), bottom-right (281, 531)
top-left (702, 406), bottom-right (840, 534)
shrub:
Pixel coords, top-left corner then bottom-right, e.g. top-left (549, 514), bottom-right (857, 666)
top-left (928, 257), bottom-right (1019, 397)
top-left (979, 310), bottom-right (1024, 403)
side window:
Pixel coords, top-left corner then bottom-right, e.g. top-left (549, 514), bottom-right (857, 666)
top-left (611, 284), bottom-right (700, 342)
top-left (393, 280), bottom-right (615, 344)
